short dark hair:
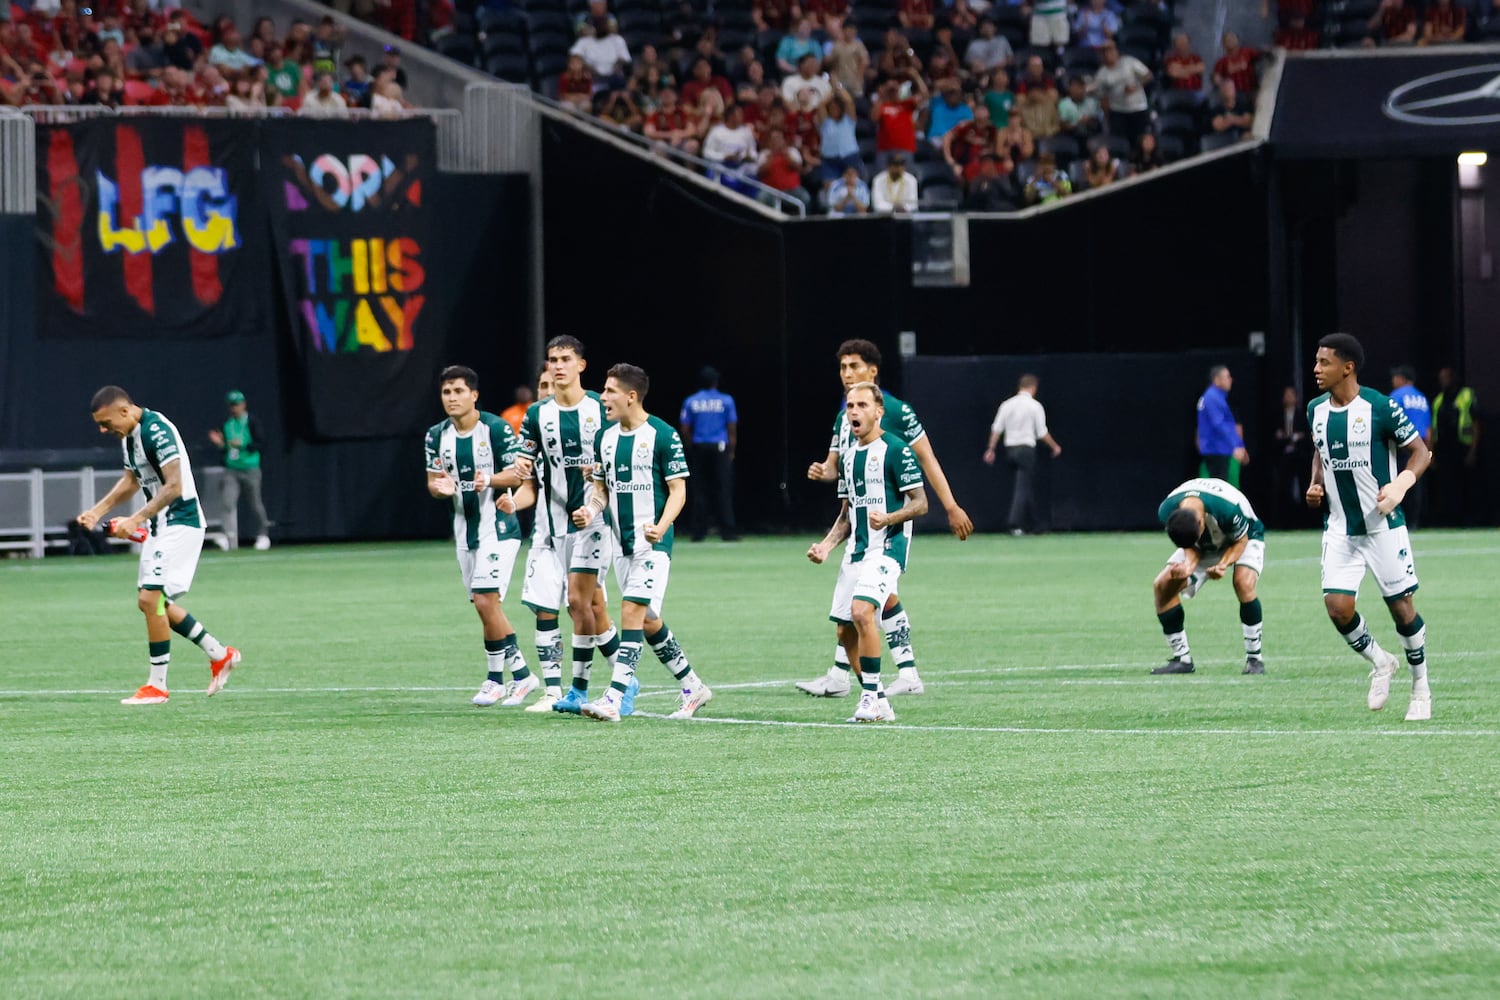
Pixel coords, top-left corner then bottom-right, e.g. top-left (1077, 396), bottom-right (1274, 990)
top-left (1018, 373), bottom-right (1038, 390)
top-left (1208, 365), bottom-right (1228, 382)
top-left (837, 339), bottom-right (882, 368)
top-left (607, 363), bottom-right (649, 400)
top-left (1391, 365), bottom-right (1417, 384)
top-left (90, 385), bottom-right (131, 411)
top-left (1166, 507), bottom-right (1202, 549)
top-left (439, 365), bottom-right (478, 390)
top-left (699, 366), bottom-right (720, 389)
top-left (1318, 333), bottom-right (1364, 372)
top-left (537, 362), bottom-right (551, 378)
top-left (546, 335), bottom-right (586, 358)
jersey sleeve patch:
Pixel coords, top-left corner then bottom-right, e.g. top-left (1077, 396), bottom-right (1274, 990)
top-left (1385, 395), bottom-right (1418, 445)
top-left (144, 415), bottom-right (181, 465)
top-left (893, 444), bottom-right (923, 491)
top-left (660, 426), bottom-right (690, 479)
top-left (899, 403), bottom-right (925, 444)
top-left (519, 404), bottom-right (542, 457)
top-left (424, 426), bottom-right (444, 473)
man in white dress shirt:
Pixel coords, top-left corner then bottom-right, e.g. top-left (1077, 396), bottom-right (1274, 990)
top-left (983, 373), bottom-right (1062, 535)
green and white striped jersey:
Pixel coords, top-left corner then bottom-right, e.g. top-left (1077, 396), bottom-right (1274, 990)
top-left (122, 409), bottom-right (202, 532)
top-left (838, 430), bottom-right (924, 570)
top-left (425, 411), bottom-right (522, 551)
top-left (1308, 387), bottom-right (1418, 536)
top-left (830, 390), bottom-right (926, 457)
top-left (1158, 477), bottom-right (1264, 554)
top-left (591, 414), bottom-right (689, 557)
top-left (520, 392), bottom-right (613, 538)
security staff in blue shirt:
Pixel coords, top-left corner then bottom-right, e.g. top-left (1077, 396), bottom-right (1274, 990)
top-left (1390, 365), bottom-right (1431, 528)
top-left (679, 367), bottom-right (739, 541)
top-left (1197, 365), bottom-right (1248, 484)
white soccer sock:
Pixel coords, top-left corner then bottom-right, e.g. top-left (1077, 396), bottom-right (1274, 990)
top-left (681, 669), bottom-right (702, 690)
top-left (570, 634), bottom-right (594, 687)
top-left (1165, 631), bottom-right (1191, 661)
top-left (898, 666), bottom-right (920, 681)
top-left (832, 644), bottom-right (852, 674)
top-left (1399, 622), bottom-right (1428, 681)
top-left (596, 626), bottom-right (619, 667)
top-left (536, 620), bottom-right (563, 688)
top-left (882, 606), bottom-right (916, 668)
top-left (1341, 615), bottom-right (1386, 665)
top-left (148, 654), bottom-right (169, 690)
top-left (1242, 622), bottom-right (1263, 658)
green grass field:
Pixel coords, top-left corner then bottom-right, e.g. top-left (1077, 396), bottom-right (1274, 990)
top-left (2, 531), bottom-right (1499, 998)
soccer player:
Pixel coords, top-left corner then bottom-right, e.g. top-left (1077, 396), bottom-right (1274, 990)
top-left (1306, 334), bottom-right (1433, 721)
top-left (78, 386), bottom-right (240, 705)
top-left (807, 383), bottom-right (928, 722)
top-left (425, 366), bottom-right (537, 708)
top-left (516, 336), bottom-right (622, 715)
top-left (798, 339), bottom-right (970, 699)
top-left (1151, 477), bottom-right (1266, 676)
top-left (575, 364), bottom-right (713, 722)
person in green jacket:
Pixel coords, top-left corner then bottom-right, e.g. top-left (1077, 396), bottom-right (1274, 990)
top-left (208, 390), bottom-right (271, 550)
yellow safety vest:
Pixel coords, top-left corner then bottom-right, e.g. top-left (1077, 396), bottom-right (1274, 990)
top-left (1432, 387), bottom-right (1476, 447)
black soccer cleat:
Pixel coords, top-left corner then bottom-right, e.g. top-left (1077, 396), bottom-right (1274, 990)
top-left (1242, 657), bottom-right (1265, 675)
top-left (1151, 658), bottom-right (1196, 675)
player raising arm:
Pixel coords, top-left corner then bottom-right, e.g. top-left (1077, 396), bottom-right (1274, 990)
top-left (1305, 333), bottom-right (1434, 721)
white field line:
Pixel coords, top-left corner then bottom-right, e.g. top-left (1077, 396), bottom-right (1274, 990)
top-left (0, 652), bottom-right (1488, 699)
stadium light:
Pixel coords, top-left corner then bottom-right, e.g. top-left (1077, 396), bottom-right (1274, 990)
top-left (1458, 152), bottom-right (1488, 167)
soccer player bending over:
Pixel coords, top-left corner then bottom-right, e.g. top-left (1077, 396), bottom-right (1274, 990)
top-left (425, 366), bottom-right (537, 707)
top-left (1151, 477), bottom-right (1266, 675)
top-left (807, 383), bottom-right (928, 723)
top-left (1306, 334), bottom-right (1433, 721)
top-left (799, 339), bottom-right (969, 699)
top-left (79, 387), bottom-right (240, 705)
top-left (574, 364), bottom-right (712, 722)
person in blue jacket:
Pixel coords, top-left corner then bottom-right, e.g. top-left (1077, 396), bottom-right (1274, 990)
top-left (1198, 365), bottom-right (1248, 484)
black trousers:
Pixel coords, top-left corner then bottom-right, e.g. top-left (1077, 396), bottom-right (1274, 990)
top-left (1006, 445), bottom-right (1038, 532)
top-left (1202, 454), bottom-right (1232, 481)
top-left (689, 443), bottom-right (737, 539)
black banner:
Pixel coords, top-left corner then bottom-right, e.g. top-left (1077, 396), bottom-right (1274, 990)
top-left (34, 118), bottom-right (266, 339)
top-left (1273, 50), bottom-right (1500, 159)
top-left (264, 118), bottom-right (437, 439)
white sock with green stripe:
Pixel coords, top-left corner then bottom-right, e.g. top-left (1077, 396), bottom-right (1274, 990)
top-left (148, 639), bottom-right (170, 690)
top-left (169, 613), bottom-right (226, 661)
top-left (596, 627), bottom-right (620, 668)
top-left (612, 629), bottom-right (644, 694)
top-left (484, 639), bottom-right (506, 684)
top-left (570, 634), bottom-right (593, 693)
top-left (832, 644), bottom-right (852, 676)
top-left (647, 622), bottom-right (693, 681)
top-left (1397, 615), bottom-right (1427, 681)
top-left (1335, 613), bottom-right (1385, 665)
top-left (882, 603), bottom-right (917, 680)
top-left (536, 617), bottom-right (563, 690)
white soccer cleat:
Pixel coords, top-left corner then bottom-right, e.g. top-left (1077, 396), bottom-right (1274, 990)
top-left (667, 683), bottom-right (713, 719)
top-left (850, 691), bottom-right (896, 723)
top-left (525, 688), bottom-right (563, 713)
top-left (885, 674), bottom-right (925, 696)
top-left (472, 679), bottom-right (505, 707)
top-left (1368, 651), bottom-right (1399, 711)
top-left (500, 673), bottom-right (541, 706)
top-left (253, 535), bottom-right (271, 551)
top-left (795, 668), bottom-right (851, 698)
top-left (1405, 680), bottom-right (1432, 722)
top-left (581, 696), bottom-right (621, 722)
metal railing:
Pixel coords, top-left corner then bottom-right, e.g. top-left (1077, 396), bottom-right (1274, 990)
top-left (0, 465), bottom-right (231, 559)
top-left (0, 107), bottom-right (37, 213)
top-left (529, 92), bottom-right (807, 219)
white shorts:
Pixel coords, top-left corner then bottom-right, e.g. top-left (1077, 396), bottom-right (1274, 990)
top-left (615, 549), bottom-right (670, 616)
top-left (458, 537), bottom-right (520, 596)
top-left (1322, 527), bottom-right (1419, 600)
top-left (1030, 12), bottom-right (1070, 47)
top-left (828, 555), bottom-right (902, 624)
top-left (521, 527), bottom-right (613, 614)
top-left (138, 523), bottom-right (205, 599)
top-left (1167, 538), bottom-right (1265, 600)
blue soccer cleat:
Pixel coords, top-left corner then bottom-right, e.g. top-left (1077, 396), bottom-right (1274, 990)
top-left (619, 676), bottom-right (640, 717)
top-left (552, 686), bottom-right (588, 715)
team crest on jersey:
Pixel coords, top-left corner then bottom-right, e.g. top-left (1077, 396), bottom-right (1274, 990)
top-left (487, 552), bottom-right (500, 562)
top-left (1354, 416), bottom-right (1367, 432)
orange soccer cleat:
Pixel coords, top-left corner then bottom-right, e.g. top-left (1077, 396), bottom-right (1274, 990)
top-left (207, 647), bottom-right (242, 697)
top-left (121, 684), bottom-right (170, 705)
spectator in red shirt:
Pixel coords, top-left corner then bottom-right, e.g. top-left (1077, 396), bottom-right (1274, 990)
top-left (1212, 31), bottom-right (1262, 93)
top-left (645, 87), bottom-right (698, 151)
top-left (1015, 52), bottom-right (1055, 96)
top-left (681, 57), bottom-right (733, 112)
top-left (1263, 0), bottom-right (1317, 25)
top-left (1274, 14), bottom-right (1321, 50)
top-left (1420, 0), bottom-right (1467, 45)
top-left (899, 0), bottom-right (936, 33)
top-left (872, 72), bottom-right (927, 152)
top-left (805, 0), bottom-right (850, 34)
top-left (756, 127), bottom-right (811, 208)
top-left (1364, 0), bottom-right (1417, 46)
top-left (559, 54), bottom-right (594, 110)
top-left (944, 101), bottom-right (1000, 187)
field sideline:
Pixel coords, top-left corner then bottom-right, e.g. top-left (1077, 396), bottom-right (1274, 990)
top-left (2, 531), bottom-right (1498, 998)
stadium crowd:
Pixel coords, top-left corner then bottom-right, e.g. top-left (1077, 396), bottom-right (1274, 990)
top-left (0, 2), bottom-right (414, 115)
